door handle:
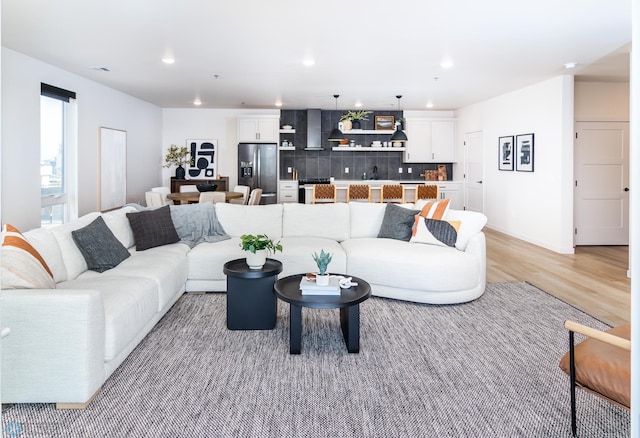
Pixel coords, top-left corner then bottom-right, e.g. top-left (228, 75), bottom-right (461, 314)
top-left (624, 187), bottom-right (630, 192)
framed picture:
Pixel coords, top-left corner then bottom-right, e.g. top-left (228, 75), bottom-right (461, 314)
top-left (186, 139), bottom-right (218, 178)
top-left (498, 136), bottom-right (514, 171)
top-left (99, 127), bottom-right (127, 211)
top-left (515, 134), bottom-right (534, 172)
top-left (375, 115), bottom-right (395, 130)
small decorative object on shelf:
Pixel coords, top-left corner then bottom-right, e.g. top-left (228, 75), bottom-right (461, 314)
top-left (312, 249), bottom-right (333, 286)
top-left (240, 234), bottom-right (283, 270)
top-left (340, 110), bottom-right (373, 130)
top-left (163, 144), bottom-right (191, 179)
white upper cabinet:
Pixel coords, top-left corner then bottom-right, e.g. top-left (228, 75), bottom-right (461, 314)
top-left (238, 116), bottom-right (280, 143)
top-left (403, 118), bottom-right (457, 163)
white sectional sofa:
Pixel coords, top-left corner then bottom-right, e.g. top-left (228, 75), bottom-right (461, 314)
top-left (1, 201), bottom-right (486, 407)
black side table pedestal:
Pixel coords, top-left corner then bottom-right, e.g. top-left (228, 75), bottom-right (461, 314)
top-left (223, 258), bottom-right (283, 330)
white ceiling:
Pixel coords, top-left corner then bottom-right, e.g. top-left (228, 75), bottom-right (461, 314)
top-left (1, 0), bottom-right (632, 111)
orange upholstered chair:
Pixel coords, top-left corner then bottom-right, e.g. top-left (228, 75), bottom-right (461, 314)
top-left (415, 184), bottom-right (439, 202)
top-left (311, 184), bottom-right (337, 204)
top-left (347, 184), bottom-right (371, 202)
top-left (380, 184), bottom-right (405, 203)
top-left (559, 321), bottom-right (630, 436)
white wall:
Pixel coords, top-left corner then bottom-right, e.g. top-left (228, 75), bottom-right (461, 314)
top-left (162, 108), bottom-right (280, 188)
top-left (457, 75), bottom-right (575, 253)
top-left (574, 81), bottom-right (630, 121)
top-left (1, 47), bottom-right (162, 231)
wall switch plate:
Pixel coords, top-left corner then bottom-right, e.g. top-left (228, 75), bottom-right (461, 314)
top-left (345, 167), bottom-right (349, 173)
top-left (408, 168), bottom-right (412, 174)
top-left (398, 168), bottom-right (403, 173)
top-left (287, 167), bottom-right (292, 173)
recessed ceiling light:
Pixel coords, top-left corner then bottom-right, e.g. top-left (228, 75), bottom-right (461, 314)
top-left (275, 101), bottom-right (283, 107)
top-left (162, 58), bottom-right (175, 64)
top-left (193, 99), bottom-right (202, 106)
top-left (354, 102), bottom-right (363, 108)
top-left (426, 102), bottom-right (434, 108)
top-left (302, 59), bottom-right (315, 67)
top-left (440, 59), bottom-right (454, 69)
top-left (564, 62), bottom-right (577, 70)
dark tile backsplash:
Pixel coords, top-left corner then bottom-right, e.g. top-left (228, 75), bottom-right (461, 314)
top-left (279, 109), bottom-right (453, 181)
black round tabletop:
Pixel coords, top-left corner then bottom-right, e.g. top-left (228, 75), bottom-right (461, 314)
top-left (223, 258), bottom-right (283, 279)
top-left (274, 274), bottom-right (371, 309)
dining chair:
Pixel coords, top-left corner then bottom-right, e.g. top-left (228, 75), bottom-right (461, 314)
top-left (229, 185), bottom-right (250, 205)
top-left (151, 186), bottom-right (172, 205)
top-left (380, 184), bottom-right (405, 203)
top-left (414, 184), bottom-right (439, 202)
top-left (347, 184), bottom-right (371, 202)
top-left (248, 188), bottom-right (263, 205)
top-left (311, 184), bottom-right (337, 204)
top-left (199, 192), bottom-right (225, 204)
top-left (179, 185), bottom-right (198, 192)
top-left (144, 191), bottom-right (164, 207)
top-left (559, 321), bottom-right (630, 436)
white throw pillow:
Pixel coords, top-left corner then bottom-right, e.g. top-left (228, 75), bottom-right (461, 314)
top-left (1, 224), bottom-right (56, 289)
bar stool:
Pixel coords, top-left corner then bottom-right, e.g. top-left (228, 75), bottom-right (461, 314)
top-left (347, 184), bottom-right (371, 202)
top-left (311, 184), bottom-right (337, 204)
top-left (380, 184), bottom-right (405, 203)
top-left (415, 184), bottom-right (439, 202)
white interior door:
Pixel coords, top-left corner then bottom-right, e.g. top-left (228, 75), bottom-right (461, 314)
top-left (574, 122), bottom-right (629, 245)
top-left (464, 131), bottom-right (484, 212)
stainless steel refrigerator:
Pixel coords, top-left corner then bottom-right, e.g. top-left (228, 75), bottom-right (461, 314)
top-left (237, 143), bottom-right (278, 204)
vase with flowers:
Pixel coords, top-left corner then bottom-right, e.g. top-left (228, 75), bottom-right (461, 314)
top-left (163, 144), bottom-right (191, 179)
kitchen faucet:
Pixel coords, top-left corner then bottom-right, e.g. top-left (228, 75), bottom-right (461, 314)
top-left (371, 165), bottom-right (380, 180)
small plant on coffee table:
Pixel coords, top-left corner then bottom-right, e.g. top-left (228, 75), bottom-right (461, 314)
top-left (240, 234), bottom-right (282, 254)
top-left (312, 249), bottom-right (333, 279)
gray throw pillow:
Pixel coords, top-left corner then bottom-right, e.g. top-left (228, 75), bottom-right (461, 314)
top-left (72, 216), bottom-right (131, 272)
top-left (126, 205), bottom-right (180, 251)
top-left (377, 203), bottom-right (420, 241)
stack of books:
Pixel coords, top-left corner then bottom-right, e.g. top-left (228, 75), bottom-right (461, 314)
top-left (299, 276), bottom-right (341, 295)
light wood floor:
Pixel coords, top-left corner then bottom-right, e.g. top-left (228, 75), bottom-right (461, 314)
top-left (485, 228), bottom-right (631, 326)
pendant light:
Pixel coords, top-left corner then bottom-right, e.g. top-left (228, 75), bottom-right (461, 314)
top-left (328, 95), bottom-right (346, 142)
top-left (390, 95), bottom-right (408, 142)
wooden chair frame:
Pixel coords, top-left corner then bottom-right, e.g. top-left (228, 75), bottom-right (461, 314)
top-left (380, 184), bottom-right (405, 203)
top-left (415, 184), bottom-right (439, 202)
top-left (347, 184), bottom-right (371, 202)
top-left (311, 184), bottom-right (337, 204)
top-left (564, 320), bottom-right (630, 437)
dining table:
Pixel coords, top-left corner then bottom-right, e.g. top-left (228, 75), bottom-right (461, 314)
top-left (167, 191), bottom-right (243, 205)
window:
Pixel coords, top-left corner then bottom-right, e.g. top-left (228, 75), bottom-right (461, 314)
top-left (40, 83), bottom-right (77, 227)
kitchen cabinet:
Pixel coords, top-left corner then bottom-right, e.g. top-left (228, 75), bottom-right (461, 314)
top-left (238, 116), bottom-right (279, 143)
top-left (436, 182), bottom-right (462, 210)
top-left (278, 180), bottom-right (299, 203)
top-left (403, 118), bottom-right (457, 163)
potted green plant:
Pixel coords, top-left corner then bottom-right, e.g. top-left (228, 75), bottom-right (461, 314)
top-left (240, 234), bottom-right (283, 269)
top-left (340, 110), bottom-right (372, 129)
top-left (163, 144), bottom-right (191, 179)
top-left (312, 249), bottom-right (333, 286)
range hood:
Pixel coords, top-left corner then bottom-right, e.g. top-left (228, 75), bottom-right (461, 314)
top-left (304, 109), bottom-right (323, 150)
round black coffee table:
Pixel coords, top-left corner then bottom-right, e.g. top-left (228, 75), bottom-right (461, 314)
top-left (274, 274), bottom-right (371, 354)
top-left (223, 258), bottom-right (283, 330)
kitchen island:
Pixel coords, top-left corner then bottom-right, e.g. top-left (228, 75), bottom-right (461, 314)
top-left (301, 180), bottom-right (463, 208)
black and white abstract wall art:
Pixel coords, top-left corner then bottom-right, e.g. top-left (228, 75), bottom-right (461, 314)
top-left (186, 139), bottom-right (217, 178)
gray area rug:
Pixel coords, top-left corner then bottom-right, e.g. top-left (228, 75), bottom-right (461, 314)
top-left (2, 283), bottom-right (629, 437)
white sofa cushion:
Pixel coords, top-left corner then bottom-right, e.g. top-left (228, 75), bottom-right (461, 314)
top-left (101, 206), bottom-right (137, 249)
top-left (49, 212), bottom-right (101, 281)
top-left (188, 238), bottom-right (245, 282)
top-left (348, 202), bottom-right (387, 238)
top-left (215, 203), bottom-right (283, 239)
top-left (342, 237), bottom-right (480, 292)
top-left (283, 203), bottom-right (350, 241)
top-left (446, 209), bottom-right (488, 251)
top-left (274, 237), bottom-right (347, 278)
top-left (58, 276), bottom-right (158, 362)
top-left (24, 227), bottom-right (67, 283)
